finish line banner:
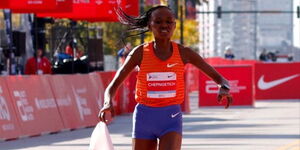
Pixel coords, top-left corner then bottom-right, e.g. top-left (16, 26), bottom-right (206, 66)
top-left (38, 0), bottom-right (139, 22)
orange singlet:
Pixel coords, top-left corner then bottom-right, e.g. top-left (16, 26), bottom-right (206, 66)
top-left (135, 41), bottom-right (185, 107)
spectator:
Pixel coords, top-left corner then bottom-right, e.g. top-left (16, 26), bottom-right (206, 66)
top-left (25, 48), bottom-right (52, 75)
top-left (186, 0), bottom-right (196, 19)
top-left (267, 51), bottom-right (277, 62)
top-left (117, 42), bottom-right (132, 66)
top-left (259, 48), bottom-right (268, 61)
top-left (287, 54), bottom-right (293, 61)
top-left (65, 41), bottom-right (74, 57)
top-left (224, 46), bottom-right (235, 59)
top-left (65, 41), bottom-right (84, 59)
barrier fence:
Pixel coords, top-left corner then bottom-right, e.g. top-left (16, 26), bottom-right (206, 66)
top-left (198, 65), bottom-right (254, 107)
top-left (6, 75), bottom-right (64, 137)
top-left (254, 62), bottom-right (300, 100)
top-left (0, 60), bottom-right (299, 141)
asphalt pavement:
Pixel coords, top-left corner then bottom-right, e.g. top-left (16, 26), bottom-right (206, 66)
top-left (0, 92), bottom-right (299, 150)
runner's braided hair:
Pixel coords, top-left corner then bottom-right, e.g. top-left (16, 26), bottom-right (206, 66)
top-left (116, 5), bottom-right (173, 39)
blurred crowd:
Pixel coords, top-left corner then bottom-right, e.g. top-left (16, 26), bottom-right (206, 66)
top-left (23, 41), bottom-right (89, 75)
top-left (259, 48), bottom-right (293, 62)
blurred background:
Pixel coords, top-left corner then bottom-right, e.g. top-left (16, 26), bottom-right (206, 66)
top-left (0, 0), bottom-right (299, 75)
top-left (0, 1), bottom-right (299, 148)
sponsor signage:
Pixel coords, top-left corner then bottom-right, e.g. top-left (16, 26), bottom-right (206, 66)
top-left (9, 0), bottom-right (57, 11)
top-left (5, 76), bottom-right (64, 136)
top-left (47, 75), bottom-right (98, 129)
top-left (0, 0), bottom-right (9, 8)
top-left (38, 0), bottom-right (139, 22)
top-left (97, 71), bottom-right (124, 115)
top-left (62, 74), bottom-right (100, 124)
top-left (199, 65), bottom-right (254, 107)
top-left (255, 63), bottom-right (300, 100)
top-left (185, 64), bottom-right (199, 92)
top-left (12, 0), bottom-right (72, 13)
top-left (0, 78), bottom-right (22, 140)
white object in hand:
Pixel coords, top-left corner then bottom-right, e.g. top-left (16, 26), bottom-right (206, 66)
top-left (88, 122), bottom-right (114, 150)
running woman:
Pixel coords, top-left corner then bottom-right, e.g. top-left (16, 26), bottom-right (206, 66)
top-left (99, 5), bottom-right (233, 150)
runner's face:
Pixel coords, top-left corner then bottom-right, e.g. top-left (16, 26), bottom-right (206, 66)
top-left (149, 8), bottom-right (176, 39)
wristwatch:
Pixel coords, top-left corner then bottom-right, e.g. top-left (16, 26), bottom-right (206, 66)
top-left (219, 84), bottom-right (230, 90)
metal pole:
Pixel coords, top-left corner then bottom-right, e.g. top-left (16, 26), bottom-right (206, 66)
top-left (140, 0), bottom-right (145, 44)
top-left (70, 20), bottom-right (77, 74)
top-left (180, 4), bottom-right (184, 45)
top-left (253, 0), bottom-right (257, 60)
top-left (216, 0), bottom-right (222, 57)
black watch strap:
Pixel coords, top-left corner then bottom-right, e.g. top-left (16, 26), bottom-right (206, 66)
top-left (220, 84), bottom-right (230, 90)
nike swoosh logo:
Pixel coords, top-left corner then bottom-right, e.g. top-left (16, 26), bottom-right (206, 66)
top-left (258, 74), bottom-right (300, 90)
top-left (171, 112), bottom-right (181, 118)
top-left (167, 63), bottom-right (178, 68)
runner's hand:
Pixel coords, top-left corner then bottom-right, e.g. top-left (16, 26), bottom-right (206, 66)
top-left (98, 101), bottom-right (115, 124)
top-left (217, 87), bottom-right (233, 109)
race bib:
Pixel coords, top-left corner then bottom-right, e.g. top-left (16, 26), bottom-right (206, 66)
top-left (146, 72), bottom-right (177, 98)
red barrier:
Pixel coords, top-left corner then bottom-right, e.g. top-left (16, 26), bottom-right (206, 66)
top-left (205, 57), bottom-right (234, 65)
top-left (185, 64), bottom-right (199, 92)
top-left (122, 72), bottom-right (138, 113)
top-left (5, 75), bottom-right (64, 136)
top-left (255, 62), bottom-right (300, 100)
top-left (116, 85), bottom-right (125, 115)
top-left (233, 60), bottom-right (257, 65)
top-left (205, 57), bottom-right (258, 66)
top-left (199, 65), bottom-right (254, 107)
top-left (0, 78), bottom-right (22, 140)
top-left (61, 74), bottom-right (101, 126)
top-left (181, 71), bottom-right (191, 114)
top-left (97, 72), bottom-right (124, 115)
top-left (88, 72), bottom-right (105, 111)
top-left (98, 71), bottom-right (115, 88)
top-left (47, 75), bottom-right (98, 129)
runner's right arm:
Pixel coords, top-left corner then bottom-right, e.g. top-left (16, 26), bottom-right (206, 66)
top-left (99, 45), bottom-right (143, 122)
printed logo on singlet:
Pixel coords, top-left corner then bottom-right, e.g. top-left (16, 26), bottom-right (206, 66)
top-left (147, 72), bottom-right (177, 98)
top-left (167, 63), bottom-right (178, 68)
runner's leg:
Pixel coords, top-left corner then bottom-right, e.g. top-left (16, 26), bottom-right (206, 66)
top-left (133, 138), bottom-right (157, 150)
top-left (158, 132), bottom-right (182, 150)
